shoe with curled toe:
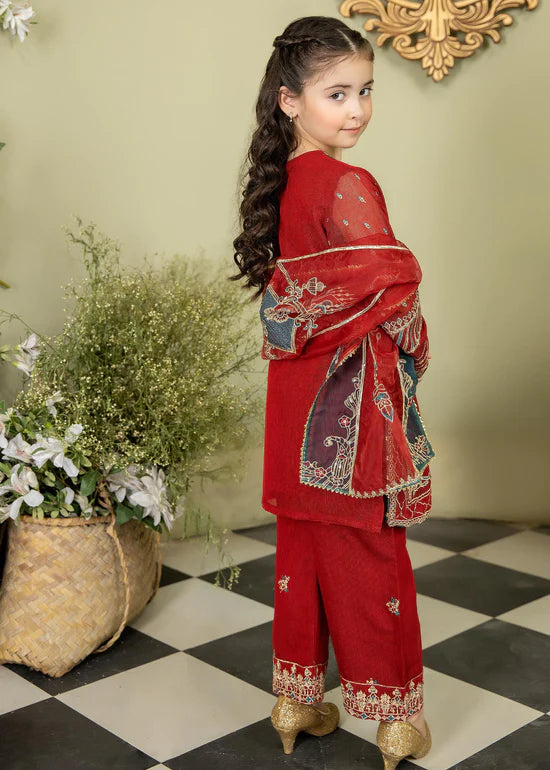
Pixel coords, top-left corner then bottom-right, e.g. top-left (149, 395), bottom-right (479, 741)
top-left (376, 717), bottom-right (432, 769)
top-left (271, 694), bottom-right (340, 754)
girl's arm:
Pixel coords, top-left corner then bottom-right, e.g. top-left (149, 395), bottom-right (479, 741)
top-left (325, 167), bottom-right (431, 379)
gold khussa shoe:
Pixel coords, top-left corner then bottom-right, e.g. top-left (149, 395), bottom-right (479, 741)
top-left (271, 694), bottom-right (340, 754)
top-left (376, 717), bottom-right (432, 769)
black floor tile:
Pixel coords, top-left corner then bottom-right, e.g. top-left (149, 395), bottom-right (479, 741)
top-left (0, 698), bottom-right (155, 769)
top-left (423, 619), bottom-right (550, 712)
top-left (160, 564), bottom-right (192, 587)
top-left (234, 522), bottom-right (277, 546)
top-left (413, 554), bottom-right (550, 616)
top-left (165, 714), bottom-right (408, 769)
top-left (405, 517), bottom-right (523, 552)
top-left (3, 626), bottom-right (179, 695)
top-left (453, 713), bottom-right (550, 769)
top-left (184, 621), bottom-right (341, 695)
top-left (200, 553), bottom-right (276, 606)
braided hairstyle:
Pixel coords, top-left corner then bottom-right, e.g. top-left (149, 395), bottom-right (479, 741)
top-left (230, 16), bottom-right (374, 301)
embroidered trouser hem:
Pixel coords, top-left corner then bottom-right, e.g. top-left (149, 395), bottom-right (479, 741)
top-left (272, 655), bottom-right (328, 703)
top-left (272, 515), bottom-right (424, 721)
top-left (272, 655), bottom-right (423, 720)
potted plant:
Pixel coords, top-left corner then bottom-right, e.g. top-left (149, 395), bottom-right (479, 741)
top-left (0, 217), bottom-right (262, 676)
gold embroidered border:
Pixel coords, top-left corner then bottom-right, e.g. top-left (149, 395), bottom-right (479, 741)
top-left (277, 243), bottom-right (409, 267)
top-left (272, 654), bottom-right (328, 703)
top-left (341, 671), bottom-right (424, 720)
top-left (385, 468), bottom-right (432, 526)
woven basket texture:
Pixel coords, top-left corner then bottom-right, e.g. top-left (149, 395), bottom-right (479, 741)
top-left (0, 513), bottom-right (161, 677)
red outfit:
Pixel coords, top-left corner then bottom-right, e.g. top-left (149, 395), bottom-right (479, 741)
top-left (259, 149), bottom-right (433, 721)
top-left (261, 150), bottom-right (434, 532)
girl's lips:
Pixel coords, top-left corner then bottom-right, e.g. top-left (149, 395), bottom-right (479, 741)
top-left (343, 127), bottom-right (361, 132)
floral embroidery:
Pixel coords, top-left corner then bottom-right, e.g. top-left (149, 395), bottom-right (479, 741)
top-left (300, 336), bottom-right (434, 499)
top-left (342, 219), bottom-right (349, 225)
top-left (300, 341), bottom-right (365, 493)
top-left (396, 356), bottom-right (434, 468)
top-left (336, 191), bottom-right (343, 198)
top-left (278, 574), bottom-right (290, 592)
top-left (363, 222), bottom-right (371, 228)
top-left (273, 655), bottom-right (327, 703)
top-left (260, 275), bottom-right (355, 355)
top-left (409, 435), bottom-right (431, 467)
top-left (386, 596), bottom-right (400, 614)
top-left (383, 227), bottom-right (388, 233)
top-left (385, 466), bottom-right (432, 527)
top-left (371, 343), bottom-right (394, 422)
top-left (341, 672), bottom-right (423, 720)
top-left (358, 195), bottom-right (366, 203)
top-left (380, 289), bottom-right (423, 352)
top-left (373, 382), bottom-right (394, 422)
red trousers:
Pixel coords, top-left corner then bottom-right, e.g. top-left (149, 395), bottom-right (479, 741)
top-left (272, 513), bottom-right (424, 721)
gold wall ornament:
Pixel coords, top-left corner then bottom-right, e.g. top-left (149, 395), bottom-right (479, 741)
top-left (339, 0), bottom-right (539, 82)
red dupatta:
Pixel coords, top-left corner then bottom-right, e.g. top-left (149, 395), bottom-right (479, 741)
top-left (259, 231), bottom-right (435, 502)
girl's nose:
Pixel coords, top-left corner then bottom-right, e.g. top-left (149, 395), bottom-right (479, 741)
top-left (347, 101), bottom-right (364, 119)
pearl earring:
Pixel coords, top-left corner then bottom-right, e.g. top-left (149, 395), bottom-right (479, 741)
top-left (289, 114), bottom-right (294, 123)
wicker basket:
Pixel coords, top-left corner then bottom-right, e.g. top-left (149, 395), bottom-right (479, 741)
top-left (0, 512), bottom-right (162, 677)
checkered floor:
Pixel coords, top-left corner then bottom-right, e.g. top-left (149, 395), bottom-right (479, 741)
top-left (1, 516), bottom-right (549, 769)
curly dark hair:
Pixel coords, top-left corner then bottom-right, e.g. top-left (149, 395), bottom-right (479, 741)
top-left (230, 16), bottom-right (375, 301)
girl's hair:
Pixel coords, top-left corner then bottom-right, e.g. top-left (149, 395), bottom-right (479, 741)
top-left (230, 16), bottom-right (374, 301)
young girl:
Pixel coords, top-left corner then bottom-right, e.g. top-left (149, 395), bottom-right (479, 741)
top-left (232, 15), bottom-right (434, 769)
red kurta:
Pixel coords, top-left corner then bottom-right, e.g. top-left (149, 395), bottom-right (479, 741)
top-left (261, 150), bottom-right (433, 532)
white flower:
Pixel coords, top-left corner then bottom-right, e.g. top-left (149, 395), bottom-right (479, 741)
top-left (105, 463), bottom-right (143, 504)
top-left (2, 432), bottom-right (34, 464)
top-left (12, 332), bottom-right (41, 377)
top-left (0, 462), bottom-right (44, 522)
top-left (65, 424), bottom-right (83, 444)
top-left (29, 433), bottom-right (79, 477)
top-left (126, 466), bottom-right (175, 529)
top-left (74, 492), bottom-right (93, 515)
top-left (0, 417), bottom-right (9, 450)
top-left (0, 2), bottom-right (35, 43)
top-left (62, 486), bottom-right (75, 505)
top-left (0, 406), bottom-right (22, 447)
top-left (45, 390), bottom-right (64, 417)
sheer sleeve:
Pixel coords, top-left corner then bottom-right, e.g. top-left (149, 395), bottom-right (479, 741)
top-left (323, 166), bottom-right (395, 244)
top-left (323, 166), bottom-right (430, 380)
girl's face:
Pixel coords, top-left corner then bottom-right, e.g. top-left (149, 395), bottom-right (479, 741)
top-left (279, 53), bottom-right (374, 160)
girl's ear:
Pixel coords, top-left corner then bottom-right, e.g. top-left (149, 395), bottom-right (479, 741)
top-left (278, 86), bottom-right (297, 118)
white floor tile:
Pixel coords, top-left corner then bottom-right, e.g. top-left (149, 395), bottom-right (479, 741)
top-left (57, 652), bottom-right (274, 762)
top-left (325, 667), bottom-right (543, 769)
top-left (497, 593), bottom-right (550, 635)
top-left (406, 539), bottom-right (456, 569)
top-left (161, 531), bottom-right (275, 576)
top-left (129, 577), bottom-right (273, 649)
top-left (0, 665), bottom-right (50, 715)
top-left (417, 594), bottom-right (490, 649)
top-left (462, 530), bottom-right (550, 580)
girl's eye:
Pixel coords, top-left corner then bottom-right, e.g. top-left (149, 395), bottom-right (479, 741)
top-left (329, 87), bottom-right (373, 101)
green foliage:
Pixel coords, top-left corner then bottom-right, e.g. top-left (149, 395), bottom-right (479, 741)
top-left (15, 217), bottom-right (263, 510)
